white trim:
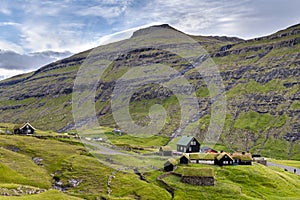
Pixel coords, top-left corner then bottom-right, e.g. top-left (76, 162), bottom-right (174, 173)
top-left (20, 122), bottom-right (36, 130)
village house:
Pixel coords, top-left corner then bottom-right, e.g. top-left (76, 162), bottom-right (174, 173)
top-left (176, 136), bottom-right (200, 153)
top-left (13, 122), bottom-right (35, 135)
top-left (185, 151), bottom-right (253, 166)
top-left (215, 152), bottom-right (234, 166)
top-left (164, 158), bottom-right (178, 172)
top-left (189, 153), bottom-right (216, 165)
top-left (181, 167), bottom-right (215, 186)
top-left (252, 154), bottom-right (267, 166)
top-left (200, 146), bottom-right (218, 153)
top-left (231, 152), bottom-right (253, 165)
top-left (159, 146), bottom-right (173, 156)
top-left (179, 154), bottom-right (189, 164)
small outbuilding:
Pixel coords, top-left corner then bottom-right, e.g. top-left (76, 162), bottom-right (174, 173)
top-left (159, 146), bottom-right (173, 156)
top-left (14, 122), bottom-right (36, 135)
top-left (200, 146), bottom-right (218, 153)
top-left (179, 154), bottom-right (189, 164)
top-left (164, 158), bottom-right (178, 172)
top-left (181, 167), bottom-right (215, 186)
top-left (177, 136), bottom-right (200, 153)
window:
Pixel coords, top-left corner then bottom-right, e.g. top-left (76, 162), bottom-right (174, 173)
top-left (189, 147), bottom-right (192, 151)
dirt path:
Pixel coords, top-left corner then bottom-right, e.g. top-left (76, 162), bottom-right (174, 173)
top-left (268, 162), bottom-right (300, 175)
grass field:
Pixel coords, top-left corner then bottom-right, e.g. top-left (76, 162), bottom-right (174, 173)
top-left (0, 126), bottom-right (300, 199)
top-left (164, 163), bottom-right (300, 200)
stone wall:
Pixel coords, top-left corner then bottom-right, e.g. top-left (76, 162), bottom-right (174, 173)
top-left (181, 176), bottom-right (215, 186)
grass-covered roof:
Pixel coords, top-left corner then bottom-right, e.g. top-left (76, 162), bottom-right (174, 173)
top-left (231, 153), bottom-right (253, 161)
top-left (182, 167), bottom-right (215, 177)
top-left (165, 158), bottom-right (178, 166)
top-left (216, 153), bottom-right (233, 161)
top-left (160, 146), bottom-right (172, 151)
top-left (189, 153), bottom-right (218, 160)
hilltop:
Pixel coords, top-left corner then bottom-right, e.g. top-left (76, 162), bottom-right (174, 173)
top-left (0, 23), bottom-right (299, 159)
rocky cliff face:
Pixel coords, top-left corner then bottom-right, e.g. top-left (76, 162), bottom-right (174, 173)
top-left (0, 24), bottom-right (299, 159)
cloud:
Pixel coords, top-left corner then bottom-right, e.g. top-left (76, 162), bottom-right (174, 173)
top-left (76, 0), bottom-right (132, 18)
top-left (121, 0), bottom-right (253, 38)
top-left (0, 1), bottom-right (11, 15)
top-left (0, 40), bottom-right (24, 53)
top-left (0, 50), bottom-right (72, 70)
top-left (0, 22), bottom-right (20, 26)
top-left (96, 22), bottom-right (160, 45)
top-left (0, 68), bottom-right (30, 80)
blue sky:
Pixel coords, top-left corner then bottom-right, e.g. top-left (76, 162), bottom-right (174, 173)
top-left (0, 0), bottom-right (300, 79)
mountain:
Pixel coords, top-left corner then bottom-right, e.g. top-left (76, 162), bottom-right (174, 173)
top-left (0, 23), bottom-right (299, 159)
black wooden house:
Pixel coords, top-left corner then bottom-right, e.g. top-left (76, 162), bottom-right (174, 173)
top-left (214, 153), bottom-right (234, 166)
top-left (177, 136), bottom-right (200, 153)
top-left (14, 122), bottom-right (36, 135)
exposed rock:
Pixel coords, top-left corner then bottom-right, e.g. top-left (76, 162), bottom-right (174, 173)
top-left (32, 157), bottom-right (43, 165)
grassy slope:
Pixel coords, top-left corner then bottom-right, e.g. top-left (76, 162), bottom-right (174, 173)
top-left (165, 163), bottom-right (300, 200)
top-left (0, 190), bottom-right (83, 200)
top-left (0, 131), bottom-right (299, 199)
top-left (0, 133), bottom-right (170, 200)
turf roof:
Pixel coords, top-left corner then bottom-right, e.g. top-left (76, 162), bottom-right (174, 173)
top-left (182, 167), bottom-right (215, 177)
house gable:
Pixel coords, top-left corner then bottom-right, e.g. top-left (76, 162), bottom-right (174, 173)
top-left (14, 122), bottom-right (36, 135)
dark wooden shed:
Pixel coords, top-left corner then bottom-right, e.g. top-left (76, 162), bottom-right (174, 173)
top-left (164, 158), bottom-right (178, 172)
top-left (179, 154), bottom-right (189, 164)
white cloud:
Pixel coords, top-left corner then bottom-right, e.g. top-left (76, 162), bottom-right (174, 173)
top-left (0, 68), bottom-right (30, 80)
top-left (76, 0), bottom-right (132, 20)
top-left (0, 50), bottom-right (72, 71)
top-left (0, 2), bottom-right (11, 15)
top-left (96, 22), bottom-right (160, 45)
top-left (0, 22), bottom-right (20, 26)
top-left (0, 40), bottom-right (24, 53)
top-left (121, 0), bottom-right (254, 38)
top-left (77, 5), bottom-right (124, 18)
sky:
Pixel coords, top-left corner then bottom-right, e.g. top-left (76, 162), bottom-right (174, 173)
top-left (0, 0), bottom-right (299, 80)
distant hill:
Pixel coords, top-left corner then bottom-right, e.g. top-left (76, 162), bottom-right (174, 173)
top-left (0, 23), bottom-right (299, 159)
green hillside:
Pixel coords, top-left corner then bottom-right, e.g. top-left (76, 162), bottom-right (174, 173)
top-left (0, 23), bottom-right (299, 160)
top-left (0, 132), bottom-right (299, 199)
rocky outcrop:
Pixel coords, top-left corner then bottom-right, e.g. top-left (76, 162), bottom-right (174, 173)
top-left (0, 186), bottom-right (46, 196)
